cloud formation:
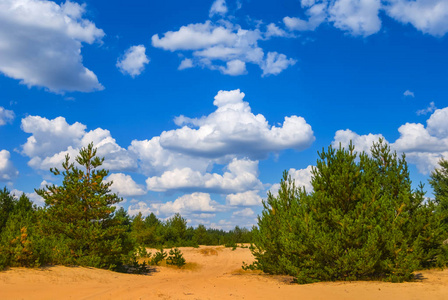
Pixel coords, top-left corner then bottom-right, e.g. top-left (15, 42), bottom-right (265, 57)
top-left (20, 116), bottom-right (136, 171)
top-left (0, 150), bottom-right (19, 181)
top-left (0, 0), bottom-right (104, 92)
top-left (162, 90), bottom-right (315, 160)
top-left (332, 107), bottom-right (448, 174)
top-left (105, 173), bottom-right (146, 197)
top-left (283, 0), bottom-right (448, 37)
top-left (152, 20), bottom-right (296, 76)
top-left (116, 45), bottom-right (150, 77)
top-left (0, 107), bottom-right (15, 126)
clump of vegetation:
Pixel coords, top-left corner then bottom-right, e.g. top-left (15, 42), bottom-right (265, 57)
top-left (166, 248), bottom-right (186, 267)
top-left (149, 248), bottom-right (167, 266)
top-left (0, 144), bottom-right (139, 271)
top-left (246, 139), bottom-right (447, 283)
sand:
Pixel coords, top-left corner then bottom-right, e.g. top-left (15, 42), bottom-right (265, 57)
top-left (1, 245), bottom-right (448, 300)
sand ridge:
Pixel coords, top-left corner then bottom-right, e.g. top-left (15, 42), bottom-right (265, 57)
top-left (1, 245), bottom-right (448, 299)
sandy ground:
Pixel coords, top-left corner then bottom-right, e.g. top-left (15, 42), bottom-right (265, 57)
top-left (1, 245), bottom-right (448, 300)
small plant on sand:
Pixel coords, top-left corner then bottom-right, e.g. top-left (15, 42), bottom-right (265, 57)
top-left (150, 248), bottom-right (167, 266)
top-left (166, 248), bottom-right (186, 267)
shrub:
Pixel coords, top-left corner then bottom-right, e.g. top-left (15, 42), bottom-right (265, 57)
top-left (150, 248), bottom-right (167, 266)
top-left (166, 248), bottom-right (186, 268)
top-left (248, 139), bottom-right (446, 283)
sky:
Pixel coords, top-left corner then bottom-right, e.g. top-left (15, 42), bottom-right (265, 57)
top-left (1, 0), bottom-right (448, 230)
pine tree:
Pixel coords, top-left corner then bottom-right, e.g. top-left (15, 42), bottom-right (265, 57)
top-left (429, 159), bottom-right (448, 230)
top-left (36, 143), bottom-right (135, 269)
top-left (249, 139), bottom-right (445, 283)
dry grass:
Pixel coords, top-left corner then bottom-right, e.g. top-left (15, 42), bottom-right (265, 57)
top-left (198, 248), bottom-right (219, 256)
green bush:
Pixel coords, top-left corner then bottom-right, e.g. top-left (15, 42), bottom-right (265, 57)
top-left (248, 139), bottom-right (446, 283)
top-left (166, 248), bottom-right (186, 267)
top-left (149, 248), bottom-right (167, 266)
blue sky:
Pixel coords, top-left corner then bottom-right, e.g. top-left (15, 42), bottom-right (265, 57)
top-left (1, 0), bottom-right (448, 229)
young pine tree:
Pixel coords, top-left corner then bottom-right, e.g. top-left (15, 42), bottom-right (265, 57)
top-left (36, 143), bottom-right (135, 269)
top-left (249, 139), bottom-right (444, 283)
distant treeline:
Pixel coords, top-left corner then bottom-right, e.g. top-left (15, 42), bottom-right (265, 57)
top-left (127, 211), bottom-right (252, 248)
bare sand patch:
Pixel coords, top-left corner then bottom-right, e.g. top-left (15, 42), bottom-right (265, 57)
top-left (1, 245), bottom-right (448, 299)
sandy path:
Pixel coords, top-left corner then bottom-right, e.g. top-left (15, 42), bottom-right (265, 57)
top-left (1, 246), bottom-right (448, 300)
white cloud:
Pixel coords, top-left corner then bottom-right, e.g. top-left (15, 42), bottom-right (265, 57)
top-left (178, 58), bottom-right (194, 70)
top-left (232, 208), bottom-right (254, 217)
top-left (417, 101), bottom-right (436, 116)
top-left (333, 129), bottom-right (385, 154)
top-left (219, 59), bottom-right (247, 75)
top-left (289, 165), bottom-right (314, 192)
top-left (128, 201), bottom-right (152, 217)
top-left (0, 0), bottom-right (104, 92)
top-left (11, 189), bottom-right (44, 206)
top-left (209, 0), bottom-right (228, 17)
top-left (160, 90), bottom-right (314, 160)
top-left (152, 192), bottom-right (221, 216)
top-left (0, 150), bottom-right (19, 181)
top-left (146, 158), bottom-right (262, 193)
top-left (20, 116), bottom-right (136, 171)
top-left (329, 0), bottom-right (382, 36)
top-left (0, 107), bottom-right (15, 126)
top-left (104, 173), bottom-right (146, 197)
top-left (384, 0), bottom-right (448, 37)
top-left (152, 21), bottom-right (236, 51)
top-left (116, 45), bottom-right (149, 77)
top-left (284, 1), bottom-right (327, 31)
top-left (331, 107), bottom-right (448, 174)
top-left (152, 21), bottom-right (295, 76)
top-left (226, 190), bottom-right (262, 206)
top-left (265, 23), bottom-right (288, 37)
top-left (270, 165), bottom-right (314, 197)
top-left (404, 90), bottom-right (415, 97)
top-left (261, 52), bottom-right (297, 76)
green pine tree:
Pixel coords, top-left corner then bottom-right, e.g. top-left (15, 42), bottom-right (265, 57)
top-left (36, 143), bottom-right (135, 270)
top-left (249, 139), bottom-right (445, 283)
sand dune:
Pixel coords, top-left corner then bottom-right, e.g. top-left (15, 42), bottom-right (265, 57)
top-left (1, 246), bottom-right (448, 299)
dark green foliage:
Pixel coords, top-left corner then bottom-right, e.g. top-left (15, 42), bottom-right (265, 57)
top-left (0, 187), bottom-right (15, 231)
top-left (166, 248), bottom-right (186, 267)
top-left (35, 143), bottom-right (136, 270)
top-left (430, 159), bottom-right (448, 230)
top-left (150, 248), bottom-right (167, 266)
top-left (249, 139), bottom-right (446, 283)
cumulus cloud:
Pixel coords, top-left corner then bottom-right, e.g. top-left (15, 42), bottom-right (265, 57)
top-left (329, 0), bottom-right (382, 36)
top-left (0, 0), bottom-right (104, 92)
top-left (270, 165), bottom-right (314, 197)
top-left (104, 173), bottom-right (146, 197)
top-left (152, 20), bottom-right (295, 76)
top-left (331, 107), bottom-right (448, 174)
top-left (0, 150), bottom-right (19, 181)
top-left (261, 52), bottom-right (297, 76)
top-left (284, 1), bottom-right (327, 31)
top-left (209, 0), bottom-right (228, 17)
top-left (152, 192), bottom-right (221, 216)
top-left (128, 201), bottom-right (152, 217)
top-left (20, 116), bottom-right (136, 171)
top-left (116, 45), bottom-right (149, 77)
top-left (178, 58), bottom-right (194, 70)
top-left (384, 0), bottom-right (448, 37)
top-left (333, 129), bottom-right (385, 154)
top-left (11, 189), bottom-right (45, 206)
top-left (226, 190), bottom-right (262, 206)
top-left (0, 107), bottom-right (15, 126)
top-left (232, 207), bottom-right (254, 217)
top-left (146, 158), bottom-right (262, 193)
top-left (160, 90), bottom-right (314, 160)
top-left (283, 0), bottom-right (448, 37)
